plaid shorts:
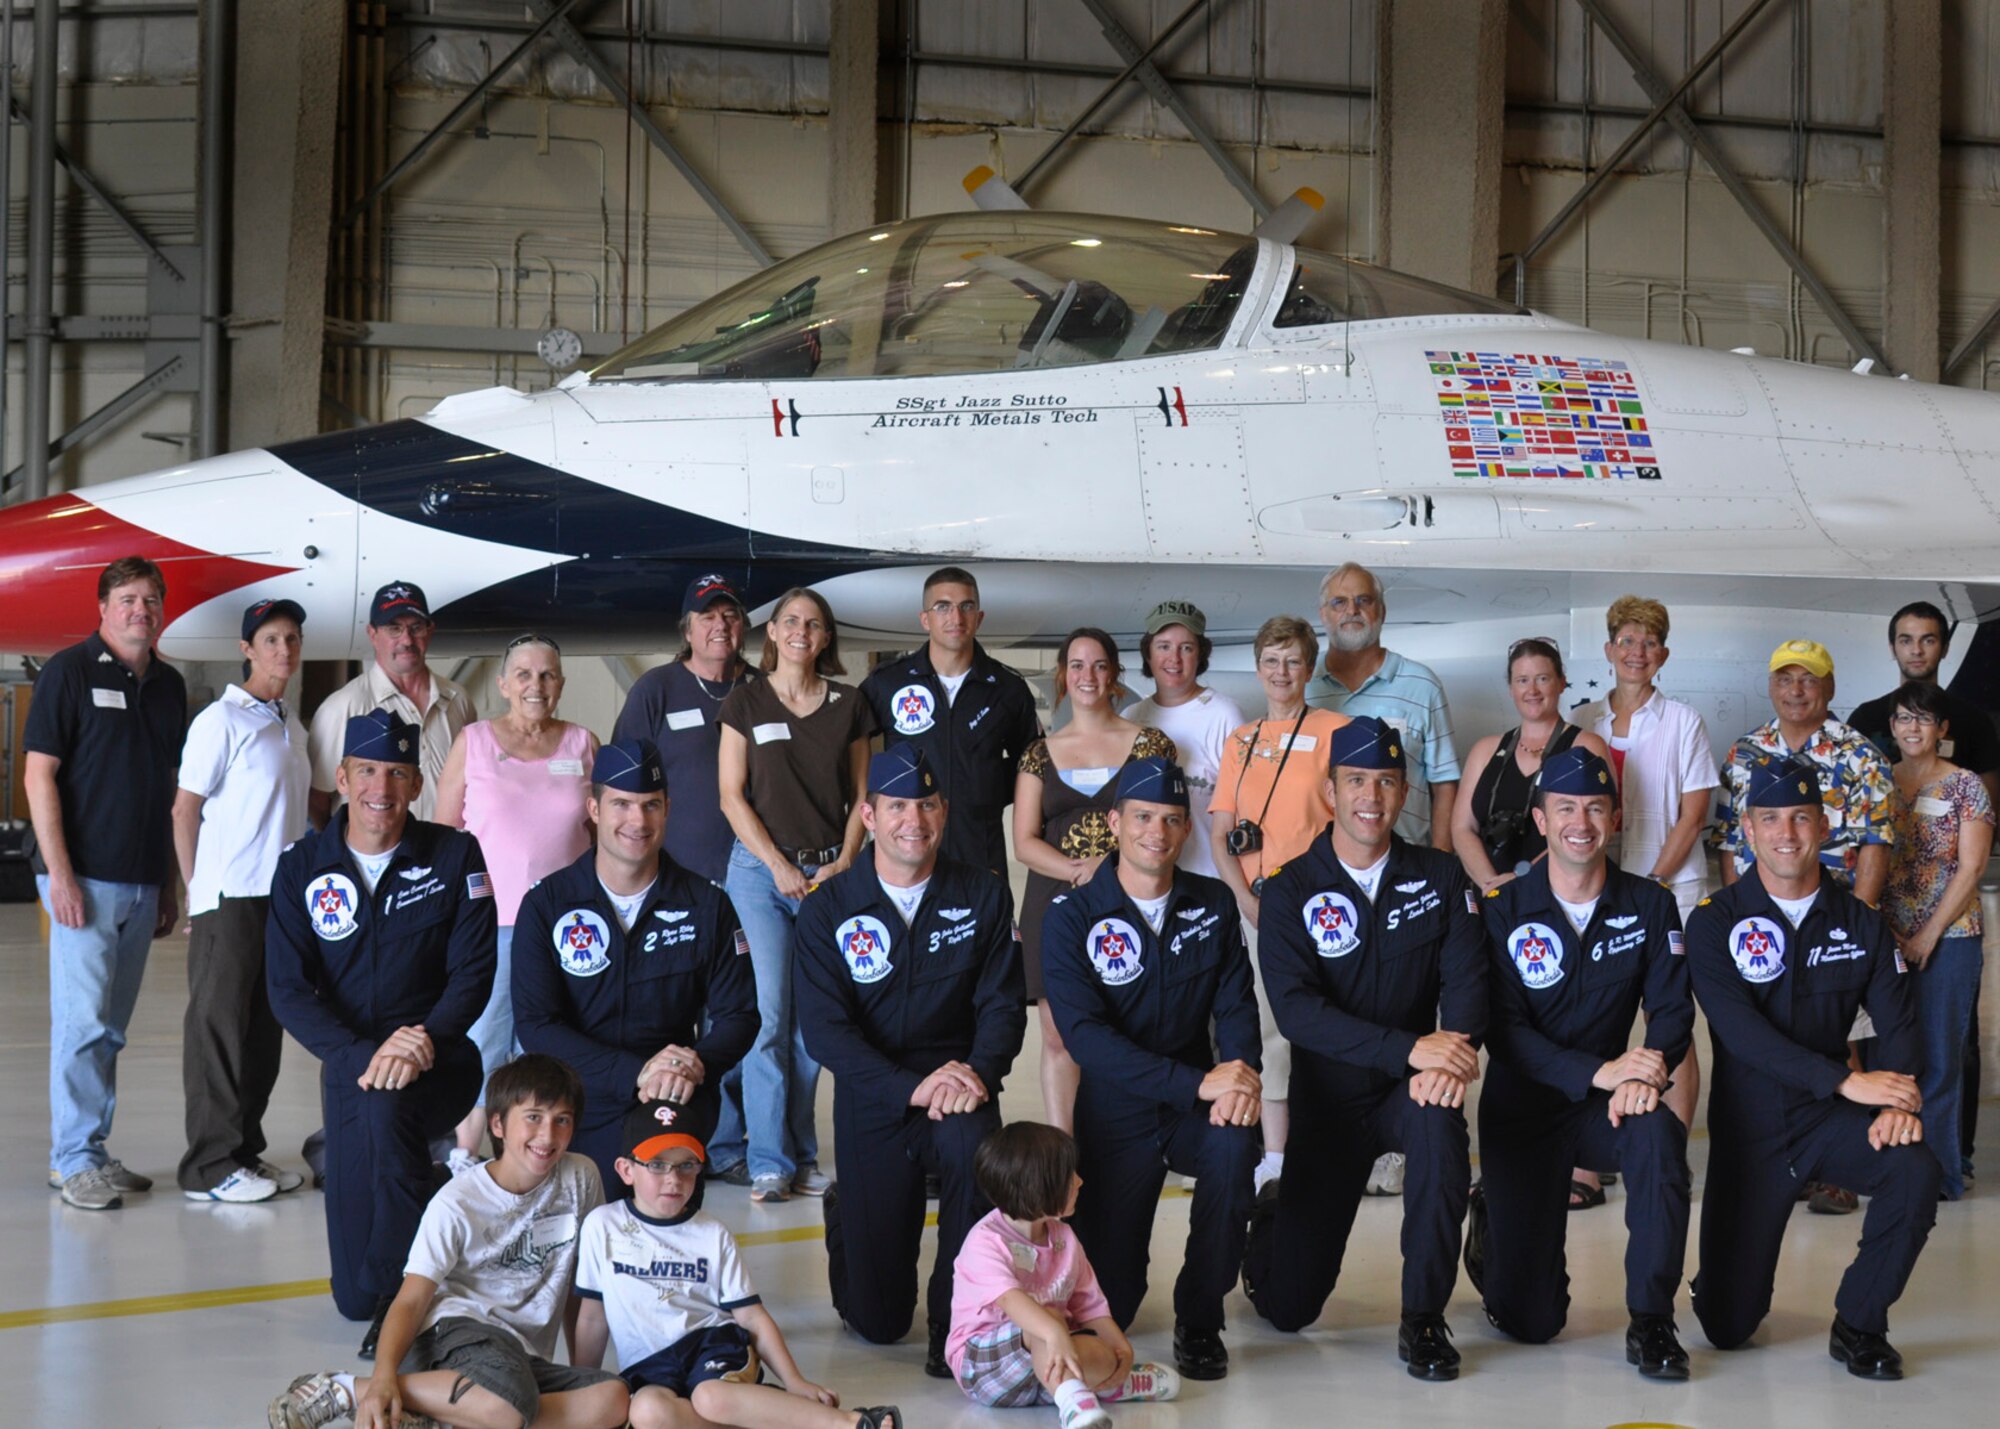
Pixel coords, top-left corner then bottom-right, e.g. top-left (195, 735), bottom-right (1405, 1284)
top-left (955, 1324), bottom-right (1097, 1407)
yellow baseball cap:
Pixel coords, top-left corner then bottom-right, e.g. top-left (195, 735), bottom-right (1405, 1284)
top-left (1768, 639), bottom-right (1833, 678)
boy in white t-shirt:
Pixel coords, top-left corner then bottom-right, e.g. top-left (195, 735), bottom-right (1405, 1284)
top-left (574, 1093), bottom-right (900, 1429)
top-left (268, 1055), bottom-right (629, 1429)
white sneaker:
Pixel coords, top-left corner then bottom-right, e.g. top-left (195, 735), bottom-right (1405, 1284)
top-left (1058, 1399), bottom-right (1111, 1429)
top-left (188, 1167), bottom-right (278, 1203)
top-left (445, 1148), bottom-right (485, 1178)
top-left (1364, 1151), bottom-right (1406, 1196)
top-left (254, 1160), bottom-right (307, 1193)
top-left (1104, 1362), bottom-right (1180, 1402)
top-left (267, 1371), bottom-right (353, 1429)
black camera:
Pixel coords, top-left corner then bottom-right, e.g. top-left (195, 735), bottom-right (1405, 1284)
top-left (1481, 808), bottom-right (1528, 864)
top-left (1224, 819), bottom-right (1264, 857)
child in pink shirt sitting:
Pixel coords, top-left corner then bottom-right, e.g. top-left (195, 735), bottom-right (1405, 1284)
top-left (948, 1124), bottom-right (1179, 1429)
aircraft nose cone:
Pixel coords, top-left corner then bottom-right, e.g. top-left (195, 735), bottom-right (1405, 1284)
top-left (0, 490), bottom-right (292, 656)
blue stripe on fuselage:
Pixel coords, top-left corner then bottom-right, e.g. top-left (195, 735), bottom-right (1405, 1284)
top-left (268, 419), bottom-right (869, 643)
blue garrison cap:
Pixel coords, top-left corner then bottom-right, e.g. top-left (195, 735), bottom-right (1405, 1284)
top-left (868, 745), bottom-right (938, 798)
top-left (1112, 756), bottom-right (1189, 808)
top-left (343, 709), bottom-right (420, 765)
top-left (1538, 747), bottom-right (1618, 801)
top-left (1746, 754), bottom-right (1822, 809)
top-left (1327, 716), bottom-right (1404, 772)
top-left (593, 738), bottom-right (666, 793)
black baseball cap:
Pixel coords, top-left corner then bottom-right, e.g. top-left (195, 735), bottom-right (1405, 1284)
top-left (369, 581), bottom-right (434, 626)
top-left (683, 573), bottom-right (744, 614)
top-left (241, 597), bottom-right (306, 642)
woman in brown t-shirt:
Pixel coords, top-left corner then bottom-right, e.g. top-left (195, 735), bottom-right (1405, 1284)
top-left (1012, 627), bottom-right (1176, 1132)
top-left (714, 587), bottom-right (873, 1202)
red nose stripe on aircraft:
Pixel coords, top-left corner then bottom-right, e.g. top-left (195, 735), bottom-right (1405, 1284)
top-left (0, 493), bottom-right (297, 654)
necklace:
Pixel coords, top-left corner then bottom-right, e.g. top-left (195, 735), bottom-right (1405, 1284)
top-left (688, 666), bottom-right (737, 702)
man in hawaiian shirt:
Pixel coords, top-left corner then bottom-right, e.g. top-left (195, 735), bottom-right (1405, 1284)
top-left (1713, 640), bottom-right (1893, 905)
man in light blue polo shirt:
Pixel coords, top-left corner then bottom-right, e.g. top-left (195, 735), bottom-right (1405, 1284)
top-left (1305, 563), bottom-right (1462, 852)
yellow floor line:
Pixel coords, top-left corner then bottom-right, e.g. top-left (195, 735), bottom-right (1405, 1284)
top-left (0, 1277), bottom-right (330, 1330)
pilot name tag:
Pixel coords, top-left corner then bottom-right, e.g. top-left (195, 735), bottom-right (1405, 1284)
top-left (548, 759), bottom-right (585, 776)
top-left (753, 723), bottom-right (792, 744)
top-left (665, 709), bottom-right (703, 731)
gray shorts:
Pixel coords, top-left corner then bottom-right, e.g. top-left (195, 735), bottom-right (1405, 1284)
top-left (402, 1316), bottom-right (617, 1426)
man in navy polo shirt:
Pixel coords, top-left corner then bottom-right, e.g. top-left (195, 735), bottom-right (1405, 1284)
top-left (513, 738), bottom-right (759, 1192)
top-left (1244, 717), bottom-right (1487, 1381)
top-left (858, 566), bottom-right (1041, 874)
top-left (612, 575), bottom-right (759, 888)
top-left (1686, 755), bottom-right (1938, 1379)
top-left (1470, 747), bottom-right (1693, 1379)
top-left (24, 555), bottom-right (188, 1211)
top-left (1041, 756), bottom-right (1261, 1383)
top-left (266, 710), bottom-right (496, 1346)
top-left (795, 745), bottom-right (1025, 1375)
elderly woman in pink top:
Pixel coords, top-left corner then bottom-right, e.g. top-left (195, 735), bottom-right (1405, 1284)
top-left (433, 633), bottom-right (598, 1172)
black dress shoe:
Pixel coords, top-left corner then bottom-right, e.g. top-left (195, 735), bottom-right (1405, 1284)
top-left (1829, 1315), bottom-right (1903, 1380)
top-left (1172, 1322), bottom-right (1229, 1381)
top-left (925, 1318), bottom-right (951, 1379)
top-left (1462, 1180), bottom-right (1488, 1296)
top-left (1398, 1312), bottom-right (1460, 1381)
top-left (1626, 1313), bottom-right (1690, 1380)
top-left (358, 1294), bottom-right (393, 1360)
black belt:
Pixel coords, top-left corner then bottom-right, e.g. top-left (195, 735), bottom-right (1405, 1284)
top-left (781, 843), bottom-right (842, 870)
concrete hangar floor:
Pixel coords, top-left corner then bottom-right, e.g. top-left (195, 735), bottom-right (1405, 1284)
top-left (0, 899), bottom-right (1994, 1429)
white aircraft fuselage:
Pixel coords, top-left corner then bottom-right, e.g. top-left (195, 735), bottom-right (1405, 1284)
top-left (0, 214), bottom-right (1993, 666)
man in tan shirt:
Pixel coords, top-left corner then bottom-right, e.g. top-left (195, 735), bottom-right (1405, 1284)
top-left (307, 581), bottom-right (476, 827)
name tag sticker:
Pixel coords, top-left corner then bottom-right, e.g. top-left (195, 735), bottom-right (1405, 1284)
top-left (548, 759), bottom-right (585, 776)
top-left (752, 722), bottom-right (792, 744)
top-left (1279, 733), bottom-right (1317, 752)
top-left (1914, 795), bottom-right (1950, 817)
top-left (91, 688), bottom-right (127, 709)
top-left (665, 709), bottom-right (704, 731)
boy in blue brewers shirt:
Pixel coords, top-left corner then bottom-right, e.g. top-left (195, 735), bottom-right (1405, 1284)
top-left (268, 1054), bottom-right (628, 1429)
top-left (573, 1093), bottom-right (902, 1429)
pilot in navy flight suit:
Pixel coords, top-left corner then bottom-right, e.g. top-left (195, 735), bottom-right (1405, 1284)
top-left (1041, 756), bottom-right (1261, 1384)
top-left (1687, 754), bottom-right (1939, 1380)
top-left (1470, 748), bottom-right (1694, 1379)
top-left (1244, 717), bottom-right (1487, 1381)
top-left (513, 738), bottom-right (759, 1194)
top-left (265, 710), bottom-right (496, 1329)
top-left (794, 746), bottom-right (1026, 1376)
top-left (857, 567), bottom-right (1041, 875)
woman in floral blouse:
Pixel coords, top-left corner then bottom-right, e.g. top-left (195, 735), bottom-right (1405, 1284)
top-left (1013, 628), bottom-right (1176, 1132)
top-left (1884, 681), bottom-right (1994, 1200)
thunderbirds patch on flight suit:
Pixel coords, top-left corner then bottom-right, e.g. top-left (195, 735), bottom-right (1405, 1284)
top-left (1508, 921), bottom-right (1566, 989)
top-left (889, 684), bottom-right (938, 735)
top-left (555, 909), bottom-right (613, 977)
top-left (1304, 891), bottom-right (1362, 959)
top-left (1088, 918), bottom-right (1145, 985)
top-left (837, 915), bottom-right (895, 984)
top-left (1728, 916), bottom-right (1786, 984)
top-left (308, 874), bottom-right (360, 942)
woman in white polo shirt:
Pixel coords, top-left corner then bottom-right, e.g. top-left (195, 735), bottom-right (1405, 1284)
top-left (1569, 594), bottom-right (1716, 1198)
top-left (171, 597), bottom-right (313, 1203)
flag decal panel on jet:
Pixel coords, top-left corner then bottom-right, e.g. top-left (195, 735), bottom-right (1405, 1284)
top-left (1427, 351), bottom-right (1661, 482)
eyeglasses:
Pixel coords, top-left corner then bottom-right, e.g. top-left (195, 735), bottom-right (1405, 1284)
top-left (1890, 711), bottom-right (1938, 728)
top-left (1611, 634), bottom-right (1663, 653)
top-left (635, 1157), bottom-right (702, 1178)
top-left (1321, 593), bottom-right (1380, 613)
top-left (927, 600), bottom-right (979, 617)
top-left (504, 632), bottom-right (562, 654)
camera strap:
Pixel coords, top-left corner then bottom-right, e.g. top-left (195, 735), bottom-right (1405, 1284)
top-left (1251, 705), bottom-right (1312, 832)
top-left (1484, 721), bottom-right (1581, 839)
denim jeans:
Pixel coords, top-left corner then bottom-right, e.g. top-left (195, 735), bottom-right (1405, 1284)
top-left (710, 844), bottom-right (820, 1180)
top-left (466, 924), bottom-right (518, 1098)
top-left (1917, 933), bottom-right (1983, 1199)
top-left (42, 876), bottom-right (158, 1178)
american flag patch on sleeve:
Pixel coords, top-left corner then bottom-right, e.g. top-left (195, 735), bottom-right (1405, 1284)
top-left (1668, 932), bottom-right (1684, 956)
top-left (733, 928), bottom-right (751, 957)
top-left (1894, 950), bottom-right (1909, 974)
top-left (1464, 889), bottom-right (1478, 915)
top-left (466, 872), bottom-right (493, 900)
